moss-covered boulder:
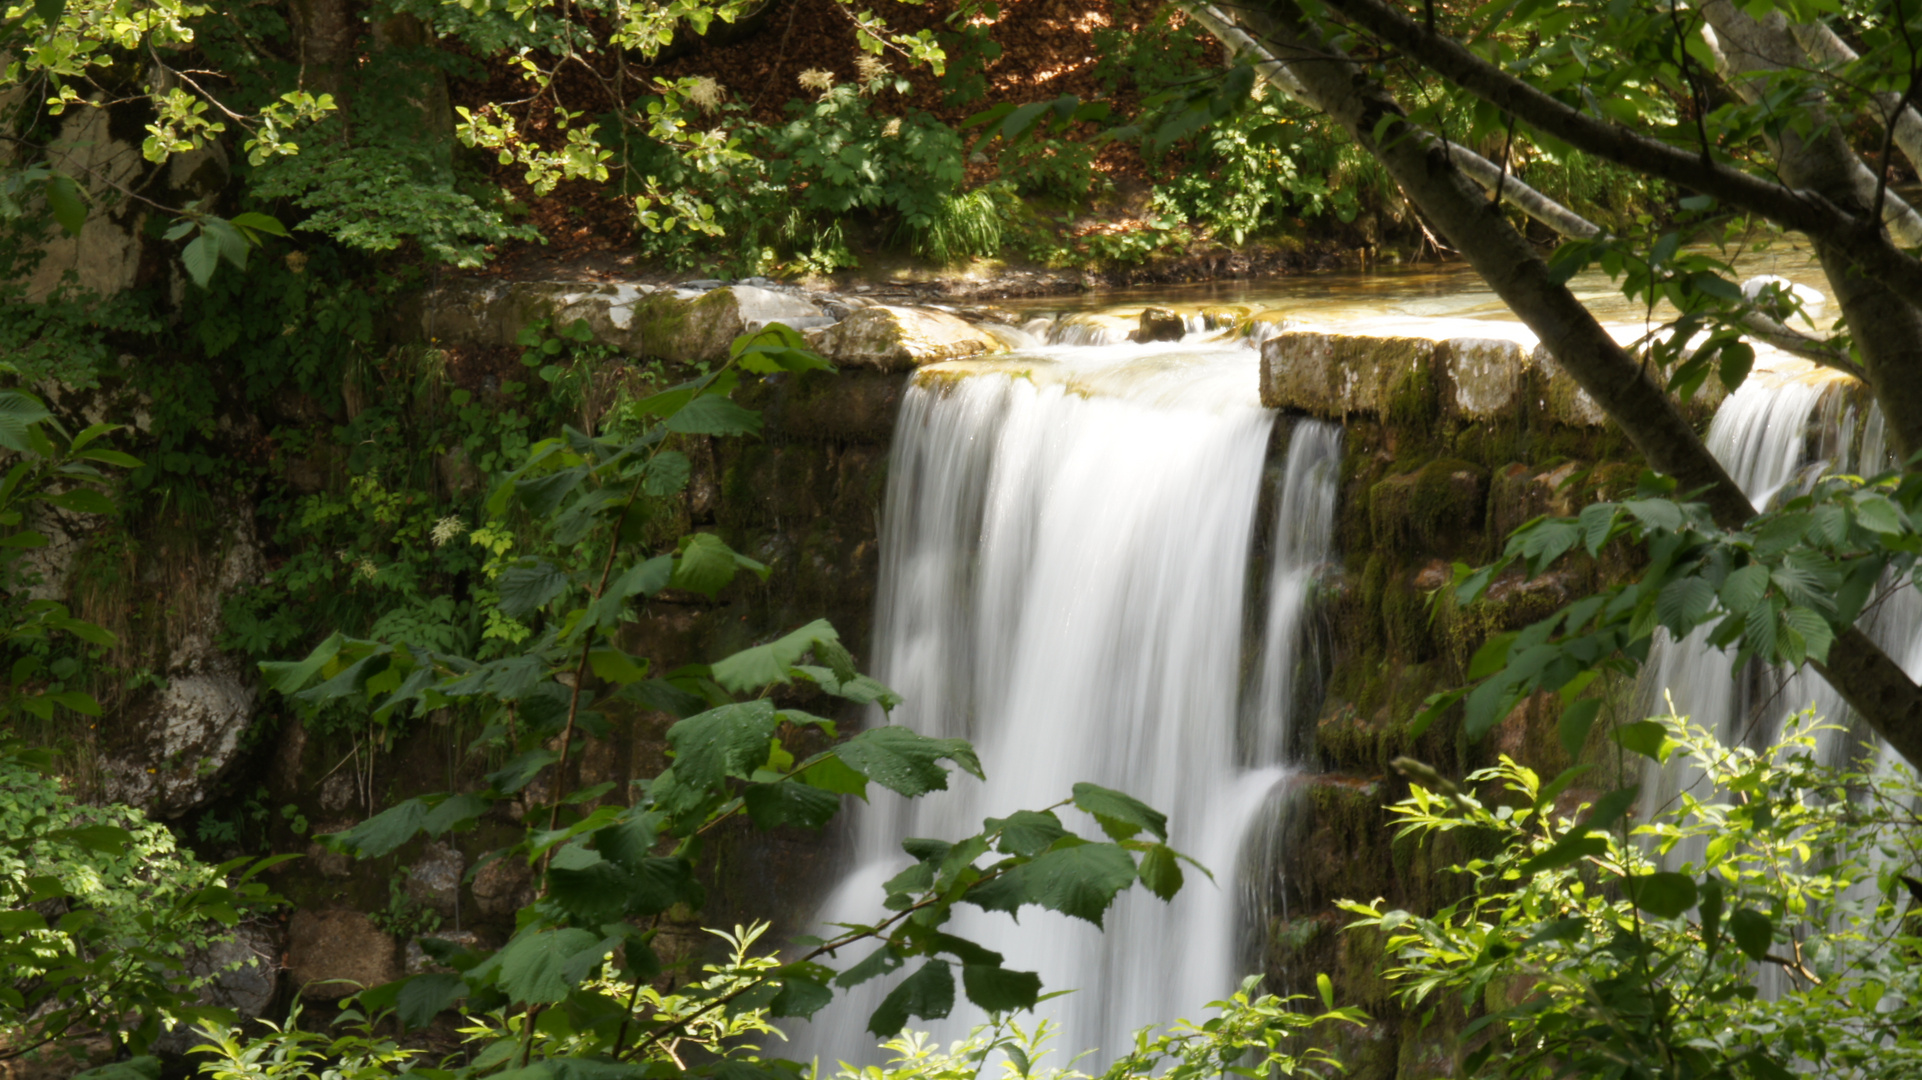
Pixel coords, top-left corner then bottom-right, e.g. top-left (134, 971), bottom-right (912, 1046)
top-left (1137, 306), bottom-right (1186, 342)
top-left (805, 305), bottom-right (1006, 370)
top-left (1369, 459), bottom-right (1490, 560)
top-left (1262, 332), bottom-right (1438, 418)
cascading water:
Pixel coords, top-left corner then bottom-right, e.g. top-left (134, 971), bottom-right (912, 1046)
top-left (791, 333), bottom-right (1341, 1066)
top-left (1642, 365), bottom-right (1902, 844)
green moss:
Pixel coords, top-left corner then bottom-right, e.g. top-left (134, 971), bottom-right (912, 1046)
top-left (1369, 458), bottom-right (1490, 561)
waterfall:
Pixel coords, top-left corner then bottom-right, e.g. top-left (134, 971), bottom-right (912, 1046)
top-left (792, 340), bottom-right (1341, 1066)
top-left (1641, 366), bottom-right (1896, 838)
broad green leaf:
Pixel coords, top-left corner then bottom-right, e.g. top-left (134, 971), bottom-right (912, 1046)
top-left (970, 841), bottom-right (1138, 927)
top-left (1558, 697), bottom-right (1602, 759)
top-left (181, 233), bottom-right (219, 287)
top-left (711, 619), bottom-right (842, 693)
top-left (1720, 564), bottom-right (1770, 613)
top-left (588, 648), bottom-right (650, 685)
top-left (1625, 871), bottom-right (1697, 918)
top-left (769, 973), bottom-right (835, 1018)
top-left (1614, 720), bottom-right (1674, 761)
top-left (498, 559), bottom-right (568, 618)
top-left (1783, 606), bottom-right (1835, 664)
top-left (666, 395), bottom-right (762, 436)
top-left (868, 960), bottom-right (954, 1036)
top-left (0, 391), bottom-right (52, 454)
top-left (962, 964), bottom-right (1042, 1013)
top-left (836, 726), bottom-right (982, 797)
top-left (229, 211), bottom-right (290, 237)
top-left (485, 927), bottom-right (601, 1004)
top-left (1137, 843), bottom-right (1183, 900)
top-left (46, 823), bottom-right (131, 854)
top-left (1071, 782), bottom-right (1169, 841)
top-left (326, 798), bottom-right (428, 857)
top-left (797, 752), bottom-right (870, 798)
top-left (1655, 576), bottom-right (1716, 633)
top-left (990, 810), bottom-right (1067, 857)
top-left (1728, 907), bottom-right (1773, 961)
top-left (665, 701), bottom-right (779, 790)
top-left (672, 533), bottom-right (743, 596)
top-left (643, 451), bottom-right (692, 497)
top-left (44, 174), bottom-right (85, 235)
top-left (1515, 834), bottom-right (1608, 874)
top-left (396, 972), bottom-right (466, 1030)
top-left (259, 632), bottom-right (344, 694)
top-left (743, 780), bottom-right (841, 830)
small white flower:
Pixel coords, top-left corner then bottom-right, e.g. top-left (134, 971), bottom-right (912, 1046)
top-left (356, 558), bottom-right (380, 581)
top-left (688, 76), bottom-right (723, 111)
top-left (883, 117), bottom-right (902, 137)
top-left (431, 515), bottom-right (468, 548)
top-left (798, 69), bottom-right (835, 93)
top-left (856, 55), bottom-right (889, 83)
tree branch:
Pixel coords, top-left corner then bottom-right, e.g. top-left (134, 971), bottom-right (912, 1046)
top-left (1306, 0), bottom-right (1922, 308)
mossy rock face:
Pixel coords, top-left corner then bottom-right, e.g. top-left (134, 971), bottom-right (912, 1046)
top-left (806, 305), bottom-right (1006, 369)
top-left (1262, 332), bottom-right (1439, 418)
top-left (1368, 458), bottom-right (1490, 561)
top-left (1436, 336), bottom-right (1533, 421)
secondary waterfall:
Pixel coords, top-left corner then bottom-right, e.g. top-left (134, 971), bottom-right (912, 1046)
top-left (1643, 367), bottom-right (1902, 833)
top-left (792, 337), bottom-right (1341, 1065)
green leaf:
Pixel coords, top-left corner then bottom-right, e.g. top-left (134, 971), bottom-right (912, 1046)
top-left (485, 927), bottom-right (601, 1004)
top-left (643, 451), bottom-right (692, 497)
top-left (662, 701), bottom-right (778, 790)
top-left (711, 619), bottom-right (842, 694)
top-left (962, 964), bottom-right (1042, 1013)
top-left (69, 1059), bottom-right (159, 1080)
top-left (44, 174), bottom-right (85, 236)
top-left (259, 632), bottom-right (343, 694)
top-left (588, 648), bottom-right (650, 685)
top-left (1614, 720), bottom-right (1675, 762)
top-left (181, 233), bottom-right (219, 287)
top-left (769, 973), bottom-right (835, 1018)
top-left (32, 0), bottom-right (69, 26)
top-left (516, 466), bottom-right (589, 516)
top-left (396, 972), bottom-right (466, 1030)
top-left (868, 960), bottom-right (954, 1036)
top-left (498, 559), bottom-right (568, 618)
top-left (991, 810), bottom-right (1067, 857)
top-left (0, 391), bottom-right (52, 454)
top-left (1728, 907), bottom-right (1773, 961)
top-left (973, 842), bottom-right (1138, 927)
top-left (665, 395), bottom-right (763, 437)
top-left (797, 752), bottom-right (869, 798)
top-left (1516, 834), bottom-right (1608, 874)
top-left (1316, 972), bottom-right (1335, 1011)
top-left (1625, 871), bottom-right (1697, 918)
top-left (229, 211), bottom-right (290, 237)
top-left (1071, 782), bottom-right (1168, 841)
top-left (46, 823), bottom-right (131, 854)
top-left (1655, 576), bottom-right (1716, 634)
top-left (672, 533), bottom-right (742, 597)
top-left (1558, 698), bottom-right (1602, 759)
top-left (1782, 606), bottom-right (1834, 664)
top-left (1720, 564), bottom-right (1770, 613)
top-left (742, 780), bottom-right (841, 830)
top-left (327, 798), bottom-right (428, 858)
top-left (1137, 843), bottom-right (1184, 900)
top-left (836, 726), bottom-right (982, 797)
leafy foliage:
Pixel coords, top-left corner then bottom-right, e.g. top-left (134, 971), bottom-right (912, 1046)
top-left (1344, 715), bottom-right (1922, 1078)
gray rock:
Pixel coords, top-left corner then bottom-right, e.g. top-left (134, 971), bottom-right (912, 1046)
top-left (471, 855), bottom-right (534, 916)
top-left (405, 841), bottom-right (465, 917)
top-left (100, 518), bottom-right (264, 818)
